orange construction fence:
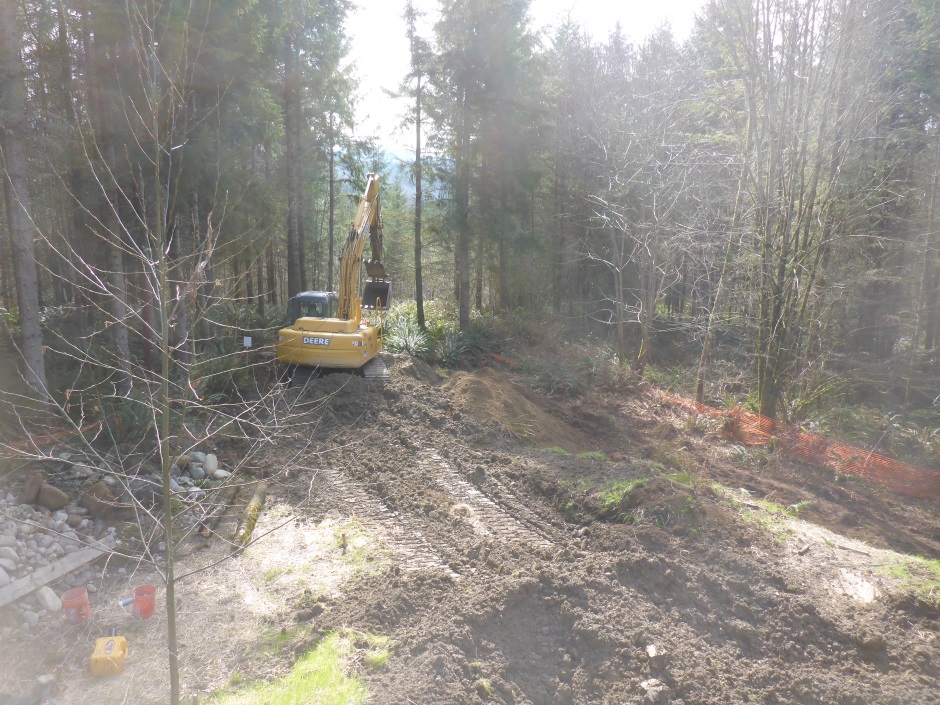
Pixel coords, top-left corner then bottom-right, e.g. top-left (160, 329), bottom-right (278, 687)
top-left (657, 391), bottom-right (940, 500)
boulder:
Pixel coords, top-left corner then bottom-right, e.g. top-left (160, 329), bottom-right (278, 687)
top-left (36, 586), bottom-right (62, 613)
top-left (212, 469), bottom-right (231, 481)
top-left (640, 679), bottom-right (672, 704)
top-left (0, 558), bottom-right (15, 571)
top-left (70, 463), bottom-right (97, 478)
top-left (18, 472), bottom-right (44, 505)
top-left (37, 483), bottom-right (69, 511)
top-left (189, 451), bottom-right (207, 464)
top-left (204, 454), bottom-right (219, 475)
top-left (0, 565), bottom-right (9, 588)
top-left (81, 481), bottom-right (118, 518)
top-left (176, 455), bottom-right (191, 471)
top-left (0, 547), bottom-right (17, 562)
top-left (189, 466), bottom-right (206, 482)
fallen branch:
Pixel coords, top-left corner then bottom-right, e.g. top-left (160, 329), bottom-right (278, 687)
top-left (232, 482), bottom-right (268, 552)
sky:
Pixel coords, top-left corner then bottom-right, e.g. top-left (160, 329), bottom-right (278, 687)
top-left (345, 0), bottom-right (708, 153)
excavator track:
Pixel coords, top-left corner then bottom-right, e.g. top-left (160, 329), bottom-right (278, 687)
top-left (361, 356), bottom-right (390, 381)
top-left (290, 366), bottom-right (317, 388)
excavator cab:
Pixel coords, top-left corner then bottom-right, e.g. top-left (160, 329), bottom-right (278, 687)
top-left (285, 292), bottom-right (337, 325)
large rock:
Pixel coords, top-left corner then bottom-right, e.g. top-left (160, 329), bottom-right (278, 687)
top-left (176, 455), bottom-right (191, 472)
top-left (37, 483), bottom-right (69, 511)
top-left (0, 536), bottom-right (15, 548)
top-left (36, 586), bottom-right (62, 613)
top-left (0, 547), bottom-right (17, 562)
top-left (204, 454), bottom-right (219, 475)
top-left (81, 481), bottom-right (118, 518)
top-left (70, 463), bottom-right (97, 478)
top-left (0, 565), bottom-right (9, 588)
top-left (640, 679), bottom-right (672, 704)
top-left (18, 472), bottom-right (44, 505)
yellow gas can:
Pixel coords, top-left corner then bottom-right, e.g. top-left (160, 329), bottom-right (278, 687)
top-left (90, 635), bottom-right (129, 676)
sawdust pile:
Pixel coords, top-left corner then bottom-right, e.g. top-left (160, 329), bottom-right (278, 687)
top-left (442, 367), bottom-right (585, 451)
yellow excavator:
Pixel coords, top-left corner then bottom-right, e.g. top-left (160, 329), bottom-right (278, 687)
top-left (276, 174), bottom-right (391, 383)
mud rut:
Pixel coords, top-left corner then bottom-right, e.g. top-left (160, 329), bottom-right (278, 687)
top-left (316, 446), bottom-right (558, 574)
top-left (268, 363), bottom-right (940, 705)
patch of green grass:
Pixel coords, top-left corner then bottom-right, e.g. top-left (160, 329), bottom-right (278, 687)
top-left (212, 630), bottom-right (392, 705)
top-left (596, 478), bottom-right (647, 512)
top-left (740, 508), bottom-right (793, 541)
top-left (711, 483), bottom-right (794, 540)
top-left (880, 556), bottom-right (940, 603)
top-left (474, 678), bottom-right (494, 698)
top-left (263, 565), bottom-right (293, 583)
top-left (577, 450), bottom-right (607, 461)
top-left (882, 562), bottom-right (912, 581)
top-left (548, 446), bottom-right (570, 455)
top-left (751, 497), bottom-right (788, 514)
top-left (356, 632), bottom-right (394, 669)
top-left (261, 626), bottom-right (304, 656)
top-left (502, 414), bottom-right (535, 441)
top-left (334, 520), bottom-right (388, 576)
top-left (786, 500), bottom-right (812, 517)
top-left (664, 472), bottom-right (694, 487)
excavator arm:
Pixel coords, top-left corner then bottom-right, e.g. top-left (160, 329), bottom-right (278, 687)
top-left (337, 173), bottom-right (389, 321)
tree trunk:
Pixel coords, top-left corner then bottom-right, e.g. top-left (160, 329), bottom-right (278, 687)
top-left (283, 37), bottom-right (301, 298)
top-left (256, 251), bottom-right (265, 318)
top-left (414, 78), bottom-right (425, 328)
top-left (108, 246), bottom-right (133, 394)
top-left (0, 0), bottom-right (48, 396)
top-left (456, 92), bottom-right (471, 331)
top-left (328, 111), bottom-right (335, 293)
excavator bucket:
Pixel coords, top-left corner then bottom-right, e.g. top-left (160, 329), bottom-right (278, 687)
top-left (362, 280), bottom-right (391, 310)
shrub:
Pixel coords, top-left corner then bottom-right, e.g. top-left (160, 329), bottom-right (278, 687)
top-left (384, 316), bottom-right (431, 359)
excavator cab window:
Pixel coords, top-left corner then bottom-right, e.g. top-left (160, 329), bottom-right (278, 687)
top-left (299, 300), bottom-right (325, 318)
top-left (285, 294), bottom-right (336, 325)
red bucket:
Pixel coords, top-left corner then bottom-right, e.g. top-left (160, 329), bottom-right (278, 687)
top-left (133, 585), bottom-right (156, 619)
top-left (62, 587), bottom-right (90, 624)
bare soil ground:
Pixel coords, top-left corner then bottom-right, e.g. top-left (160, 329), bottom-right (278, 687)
top-left (3, 354), bottom-right (940, 704)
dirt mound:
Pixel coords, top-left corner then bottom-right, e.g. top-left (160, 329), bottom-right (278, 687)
top-left (390, 354), bottom-right (441, 386)
top-left (442, 367), bottom-right (586, 451)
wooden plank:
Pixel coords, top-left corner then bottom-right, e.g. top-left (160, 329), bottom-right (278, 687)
top-left (0, 546), bottom-right (103, 609)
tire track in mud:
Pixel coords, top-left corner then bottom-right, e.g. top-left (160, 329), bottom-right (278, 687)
top-left (317, 465), bottom-right (458, 577)
top-left (318, 444), bottom-right (558, 577)
top-left (415, 449), bottom-right (556, 550)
